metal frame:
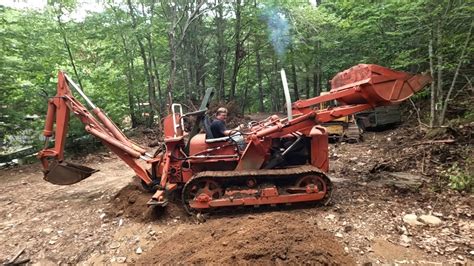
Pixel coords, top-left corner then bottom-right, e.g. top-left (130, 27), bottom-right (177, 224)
top-left (38, 64), bottom-right (432, 210)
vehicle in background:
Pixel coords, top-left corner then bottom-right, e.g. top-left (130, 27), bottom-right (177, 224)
top-left (319, 92), bottom-right (361, 143)
top-left (355, 105), bottom-right (401, 131)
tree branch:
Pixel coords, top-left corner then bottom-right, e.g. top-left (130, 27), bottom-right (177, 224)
top-left (55, 4), bottom-right (83, 91)
top-left (439, 21), bottom-right (472, 125)
top-left (177, 0), bottom-right (207, 47)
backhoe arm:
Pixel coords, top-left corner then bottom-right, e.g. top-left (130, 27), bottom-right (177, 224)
top-left (38, 71), bottom-right (153, 185)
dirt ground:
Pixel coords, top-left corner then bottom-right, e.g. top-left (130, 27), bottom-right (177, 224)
top-left (0, 126), bottom-right (472, 264)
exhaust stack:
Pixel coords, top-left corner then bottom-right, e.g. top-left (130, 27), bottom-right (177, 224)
top-left (280, 69), bottom-right (293, 121)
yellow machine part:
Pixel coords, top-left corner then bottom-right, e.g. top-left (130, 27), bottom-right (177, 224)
top-left (319, 92), bottom-right (361, 142)
top-left (333, 116), bottom-right (350, 123)
top-left (324, 124), bottom-right (345, 136)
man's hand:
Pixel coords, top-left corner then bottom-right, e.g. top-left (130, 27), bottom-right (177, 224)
top-left (224, 124), bottom-right (246, 136)
top-left (235, 124), bottom-right (245, 131)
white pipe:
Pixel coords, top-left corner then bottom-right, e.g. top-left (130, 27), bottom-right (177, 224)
top-left (280, 69), bottom-right (292, 121)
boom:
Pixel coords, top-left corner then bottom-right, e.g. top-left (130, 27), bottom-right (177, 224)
top-left (38, 72), bottom-right (153, 185)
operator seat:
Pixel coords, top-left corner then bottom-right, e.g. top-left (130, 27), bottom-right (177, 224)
top-left (203, 115), bottom-right (214, 139)
top-left (203, 115), bottom-right (231, 143)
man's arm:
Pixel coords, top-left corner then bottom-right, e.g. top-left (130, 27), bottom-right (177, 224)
top-left (212, 120), bottom-right (244, 137)
top-left (223, 124), bottom-right (244, 136)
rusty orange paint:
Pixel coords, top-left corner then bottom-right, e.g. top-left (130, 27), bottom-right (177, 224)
top-left (39, 65), bottom-right (431, 211)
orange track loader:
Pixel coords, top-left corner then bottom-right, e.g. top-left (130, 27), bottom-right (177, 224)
top-left (38, 64), bottom-right (431, 214)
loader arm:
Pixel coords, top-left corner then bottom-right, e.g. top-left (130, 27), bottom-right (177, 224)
top-left (293, 64), bottom-right (432, 117)
top-left (237, 64), bottom-right (431, 171)
top-left (249, 64), bottom-right (431, 138)
top-left (38, 71), bottom-right (153, 185)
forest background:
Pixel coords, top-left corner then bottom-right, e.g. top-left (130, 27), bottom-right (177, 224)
top-left (1, 0), bottom-right (472, 152)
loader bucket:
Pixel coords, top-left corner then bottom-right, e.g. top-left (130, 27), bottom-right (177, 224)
top-left (43, 161), bottom-right (98, 185)
top-left (330, 64), bottom-right (432, 105)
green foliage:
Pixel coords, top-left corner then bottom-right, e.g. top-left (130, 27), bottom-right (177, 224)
top-left (1, 0), bottom-right (471, 151)
top-left (444, 162), bottom-right (473, 193)
top-left (464, 109), bottom-right (474, 123)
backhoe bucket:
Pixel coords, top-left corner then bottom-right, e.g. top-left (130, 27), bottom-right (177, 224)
top-left (43, 161), bottom-right (98, 185)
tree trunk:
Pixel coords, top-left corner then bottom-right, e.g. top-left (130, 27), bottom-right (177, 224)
top-left (198, 44), bottom-right (207, 99)
top-left (151, 55), bottom-right (162, 113)
top-left (183, 35), bottom-right (192, 100)
top-left (241, 69), bottom-right (249, 114)
top-left (164, 0), bottom-right (206, 110)
top-left (120, 34), bottom-right (139, 128)
top-left (314, 61), bottom-right (322, 96)
top-left (56, 9), bottom-right (83, 91)
top-left (230, 0), bottom-right (242, 100)
top-left (273, 55), bottom-right (281, 111)
top-left (265, 72), bottom-right (275, 112)
top-left (439, 22), bottom-right (472, 125)
top-left (429, 34), bottom-right (436, 127)
top-left (185, 57), bottom-right (192, 100)
top-left (146, 36), bottom-right (163, 112)
top-left (167, 34), bottom-right (177, 109)
top-left (147, 47), bottom-right (157, 107)
top-left (193, 43), bottom-right (200, 99)
top-left (435, 19), bottom-right (443, 126)
top-left (305, 74), bottom-right (310, 99)
top-left (313, 41), bottom-right (322, 96)
top-left (255, 42), bottom-right (264, 112)
top-left (192, 21), bottom-right (202, 99)
top-left (290, 46), bottom-right (299, 100)
top-left (127, 0), bottom-right (156, 126)
top-left (215, 0), bottom-right (226, 101)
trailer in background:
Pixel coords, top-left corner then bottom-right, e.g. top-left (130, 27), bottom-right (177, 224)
top-left (355, 105), bottom-right (401, 130)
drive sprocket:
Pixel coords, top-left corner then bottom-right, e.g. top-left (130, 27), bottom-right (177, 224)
top-left (182, 178), bottom-right (224, 214)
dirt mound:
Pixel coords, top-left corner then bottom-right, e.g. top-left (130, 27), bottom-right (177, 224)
top-left (367, 123), bottom-right (473, 184)
top-left (107, 183), bottom-right (155, 222)
top-left (107, 182), bottom-right (191, 223)
top-left (136, 212), bottom-right (354, 264)
top-left (124, 126), bottom-right (163, 148)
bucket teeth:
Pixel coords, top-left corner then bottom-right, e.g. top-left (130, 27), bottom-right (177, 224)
top-left (43, 161), bottom-right (98, 185)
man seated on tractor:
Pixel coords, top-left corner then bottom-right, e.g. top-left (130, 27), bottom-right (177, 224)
top-left (210, 107), bottom-right (246, 150)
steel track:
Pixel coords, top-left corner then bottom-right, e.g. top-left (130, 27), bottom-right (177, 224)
top-left (182, 165), bottom-right (333, 214)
